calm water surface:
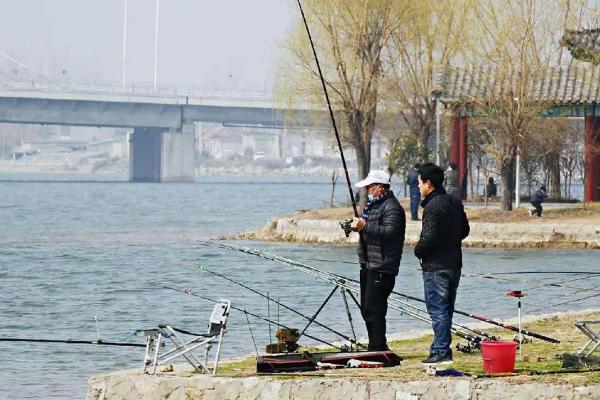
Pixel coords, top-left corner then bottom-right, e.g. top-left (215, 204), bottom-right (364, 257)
top-left (0, 173), bottom-right (598, 399)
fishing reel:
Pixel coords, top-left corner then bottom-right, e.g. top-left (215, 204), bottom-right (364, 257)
top-left (456, 336), bottom-right (483, 353)
top-left (339, 219), bottom-right (354, 237)
top-left (266, 328), bottom-right (300, 354)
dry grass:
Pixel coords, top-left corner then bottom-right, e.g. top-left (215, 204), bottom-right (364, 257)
top-left (285, 202), bottom-right (600, 224)
top-left (217, 310), bottom-right (600, 384)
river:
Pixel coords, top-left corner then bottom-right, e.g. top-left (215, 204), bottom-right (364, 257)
top-left (0, 173), bottom-right (598, 399)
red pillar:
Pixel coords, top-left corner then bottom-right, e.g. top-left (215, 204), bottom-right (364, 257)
top-left (450, 114), bottom-right (468, 199)
top-left (585, 116), bottom-right (600, 203)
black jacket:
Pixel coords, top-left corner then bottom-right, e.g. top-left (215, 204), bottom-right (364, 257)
top-left (357, 193), bottom-right (406, 275)
top-left (406, 170), bottom-right (420, 195)
top-left (414, 187), bottom-right (470, 272)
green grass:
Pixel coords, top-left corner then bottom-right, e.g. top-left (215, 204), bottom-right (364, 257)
top-left (215, 310), bottom-right (600, 384)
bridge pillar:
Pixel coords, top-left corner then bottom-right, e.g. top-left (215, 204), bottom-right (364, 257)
top-left (129, 124), bottom-right (195, 182)
top-left (585, 116), bottom-right (600, 202)
top-left (449, 114), bottom-right (468, 199)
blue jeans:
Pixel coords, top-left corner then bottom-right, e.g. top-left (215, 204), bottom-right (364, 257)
top-left (409, 192), bottom-right (420, 220)
top-left (422, 269), bottom-right (461, 358)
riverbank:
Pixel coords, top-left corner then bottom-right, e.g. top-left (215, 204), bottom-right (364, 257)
top-left (231, 203), bottom-right (600, 249)
top-left (88, 309), bottom-right (600, 399)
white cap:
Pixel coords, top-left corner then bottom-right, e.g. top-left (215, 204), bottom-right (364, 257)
top-left (355, 170), bottom-right (390, 188)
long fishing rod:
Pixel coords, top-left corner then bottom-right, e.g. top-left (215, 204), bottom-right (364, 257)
top-left (204, 241), bottom-right (560, 343)
top-left (295, 0), bottom-right (358, 218)
top-left (194, 264), bottom-right (367, 349)
top-left (152, 284), bottom-right (342, 350)
top-left (529, 282), bottom-right (600, 314)
top-left (462, 272), bottom-right (600, 294)
top-left (201, 242), bottom-right (493, 344)
top-left (492, 271), bottom-right (600, 275)
top-left (0, 338), bottom-right (145, 347)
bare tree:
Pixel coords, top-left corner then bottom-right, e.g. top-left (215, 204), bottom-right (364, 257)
top-left (277, 0), bottom-right (406, 205)
top-left (461, 0), bottom-right (588, 210)
top-left (384, 1), bottom-right (475, 162)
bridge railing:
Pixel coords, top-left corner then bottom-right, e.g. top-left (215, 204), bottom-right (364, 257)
top-left (0, 78), bottom-right (275, 102)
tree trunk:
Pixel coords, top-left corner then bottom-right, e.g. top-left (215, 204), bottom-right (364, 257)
top-left (500, 156), bottom-right (516, 211)
top-left (546, 151), bottom-right (561, 199)
top-left (349, 112), bottom-right (369, 210)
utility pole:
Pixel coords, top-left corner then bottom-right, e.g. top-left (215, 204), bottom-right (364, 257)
top-left (153, 0), bottom-right (160, 91)
top-left (121, 0), bottom-right (128, 87)
top-left (435, 100), bottom-right (441, 165)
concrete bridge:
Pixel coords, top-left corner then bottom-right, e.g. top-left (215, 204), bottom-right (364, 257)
top-left (0, 80), bottom-right (324, 181)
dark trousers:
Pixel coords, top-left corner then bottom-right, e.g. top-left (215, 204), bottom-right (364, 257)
top-left (409, 192), bottom-right (420, 220)
top-left (422, 268), bottom-right (461, 358)
top-left (360, 267), bottom-right (396, 351)
top-left (531, 201), bottom-right (543, 217)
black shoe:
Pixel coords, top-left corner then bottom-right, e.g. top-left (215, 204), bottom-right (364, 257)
top-left (421, 353), bottom-right (453, 365)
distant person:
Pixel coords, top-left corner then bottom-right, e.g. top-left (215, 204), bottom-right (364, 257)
top-left (530, 185), bottom-right (547, 217)
top-left (406, 163), bottom-right (421, 221)
top-left (444, 162), bottom-right (460, 199)
top-left (414, 163), bottom-right (470, 366)
top-left (350, 170), bottom-right (406, 351)
top-left (486, 177), bottom-right (497, 198)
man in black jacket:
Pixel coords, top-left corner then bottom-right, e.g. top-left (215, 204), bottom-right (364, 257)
top-left (351, 170), bottom-right (406, 351)
top-left (414, 163), bottom-right (470, 365)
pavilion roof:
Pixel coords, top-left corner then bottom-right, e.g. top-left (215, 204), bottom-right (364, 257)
top-left (560, 29), bottom-right (600, 65)
top-left (433, 65), bottom-right (600, 106)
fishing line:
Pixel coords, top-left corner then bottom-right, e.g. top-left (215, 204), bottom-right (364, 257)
top-left (195, 265), bottom-right (367, 349)
top-left (152, 283), bottom-right (341, 350)
top-left (204, 241), bottom-right (560, 343)
top-left (201, 242), bottom-right (499, 344)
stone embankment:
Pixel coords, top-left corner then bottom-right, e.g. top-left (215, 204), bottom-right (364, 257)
top-left (236, 218), bottom-right (600, 249)
top-left (88, 371), bottom-right (600, 400)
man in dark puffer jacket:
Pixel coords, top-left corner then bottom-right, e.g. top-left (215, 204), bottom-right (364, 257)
top-left (351, 170), bottom-right (406, 351)
top-left (415, 163), bottom-right (470, 365)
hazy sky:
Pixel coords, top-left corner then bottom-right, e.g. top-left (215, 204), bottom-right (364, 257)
top-left (0, 0), bottom-right (295, 92)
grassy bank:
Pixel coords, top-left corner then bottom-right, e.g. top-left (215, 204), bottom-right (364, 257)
top-left (217, 310), bottom-right (600, 385)
top-left (287, 202), bottom-right (600, 223)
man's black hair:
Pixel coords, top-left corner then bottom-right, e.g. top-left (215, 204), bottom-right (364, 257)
top-left (449, 162), bottom-right (458, 170)
top-left (414, 162), bottom-right (421, 169)
top-left (418, 162), bottom-right (444, 189)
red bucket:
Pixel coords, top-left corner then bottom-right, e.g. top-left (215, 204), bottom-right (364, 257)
top-left (481, 340), bottom-right (517, 373)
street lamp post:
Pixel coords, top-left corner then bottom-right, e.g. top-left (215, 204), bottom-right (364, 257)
top-left (153, 0), bottom-right (160, 91)
top-left (122, 0), bottom-right (128, 87)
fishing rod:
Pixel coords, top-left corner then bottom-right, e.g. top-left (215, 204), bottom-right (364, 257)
top-left (152, 284), bottom-right (342, 350)
top-left (492, 271), bottom-right (600, 275)
top-left (462, 272), bottom-right (600, 294)
top-left (529, 282), bottom-right (600, 314)
top-left (204, 241), bottom-right (560, 344)
top-left (0, 338), bottom-right (145, 347)
top-left (201, 242), bottom-right (494, 345)
top-left (195, 264), bottom-right (367, 349)
top-left (295, 0), bottom-right (358, 219)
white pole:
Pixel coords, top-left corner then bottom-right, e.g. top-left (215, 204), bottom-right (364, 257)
top-left (121, 0), bottom-right (128, 87)
top-left (515, 151), bottom-right (521, 208)
top-left (435, 100), bottom-right (441, 165)
top-left (153, 0), bottom-right (160, 91)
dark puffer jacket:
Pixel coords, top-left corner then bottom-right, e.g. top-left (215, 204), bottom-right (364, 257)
top-left (414, 187), bottom-right (470, 272)
top-left (444, 169), bottom-right (460, 198)
top-left (357, 193), bottom-right (406, 275)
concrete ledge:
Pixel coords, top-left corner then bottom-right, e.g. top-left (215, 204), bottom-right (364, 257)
top-left (87, 371), bottom-right (600, 400)
top-left (234, 218), bottom-right (600, 249)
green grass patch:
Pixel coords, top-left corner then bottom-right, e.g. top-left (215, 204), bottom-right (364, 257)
top-left (214, 310), bottom-right (600, 384)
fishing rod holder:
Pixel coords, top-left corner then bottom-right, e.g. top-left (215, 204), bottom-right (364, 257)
top-left (138, 299), bottom-right (231, 375)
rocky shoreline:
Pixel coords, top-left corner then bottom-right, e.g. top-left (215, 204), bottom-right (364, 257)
top-left (232, 217), bottom-right (600, 249)
top-left (87, 374), bottom-right (600, 400)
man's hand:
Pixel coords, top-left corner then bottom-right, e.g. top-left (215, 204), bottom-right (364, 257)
top-left (350, 217), bottom-right (366, 232)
